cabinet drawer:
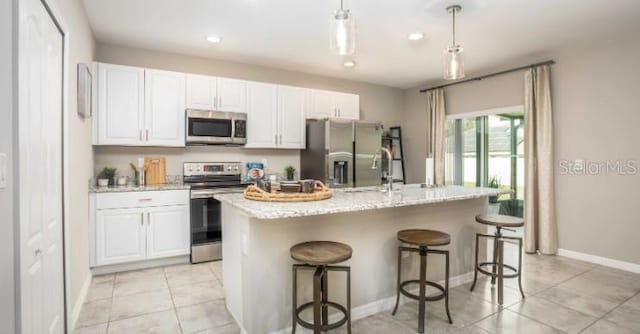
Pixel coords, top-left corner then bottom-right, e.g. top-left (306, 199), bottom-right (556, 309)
top-left (95, 190), bottom-right (189, 210)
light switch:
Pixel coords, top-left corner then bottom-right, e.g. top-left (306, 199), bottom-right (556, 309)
top-left (0, 153), bottom-right (6, 189)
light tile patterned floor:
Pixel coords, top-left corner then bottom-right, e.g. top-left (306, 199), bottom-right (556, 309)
top-left (75, 255), bottom-right (640, 334)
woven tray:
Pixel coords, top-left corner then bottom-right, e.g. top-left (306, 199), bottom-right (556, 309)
top-left (244, 180), bottom-right (332, 202)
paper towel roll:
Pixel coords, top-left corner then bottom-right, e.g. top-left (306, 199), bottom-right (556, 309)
top-left (425, 157), bottom-right (434, 186)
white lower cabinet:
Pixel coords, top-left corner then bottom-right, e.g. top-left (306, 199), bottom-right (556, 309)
top-left (146, 206), bottom-right (190, 259)
top-left (90, 190), bottom-right (190, 268)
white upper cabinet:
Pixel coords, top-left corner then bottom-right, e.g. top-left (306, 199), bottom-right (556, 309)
top-left (186, 74), bottom-right (246, 113)
top-left (334, 92), bottom-right (360, 120)
top-left (245, 82), bottom-right (277, 148)
top-left (145, 69), bottom-right (186, 147)
top-left (307, 89), bottom-right (360, 120)
top-left (186, 74), bottom-right (216, 110)
top-left (245, 82), bottom-right (306, 149)
top-left (278, 86), bottom-right (306, 149)
top-left (308, 89), bottom-right (335, 119)
top-left (95, 63), bottom-right (145, 145)
top-left (217, 77), bottom-right (246, 113)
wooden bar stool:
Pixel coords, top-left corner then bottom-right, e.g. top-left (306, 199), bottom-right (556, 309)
top-left (392, 229), bottom-right (452, 333)
top-left (290, 241), bottom-right (352, 334)
top-left (470, 214), bottom-right (526, 305)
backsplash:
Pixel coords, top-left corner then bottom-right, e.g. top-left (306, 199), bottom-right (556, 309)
top-left (94, 146), bottom-right (300, 181)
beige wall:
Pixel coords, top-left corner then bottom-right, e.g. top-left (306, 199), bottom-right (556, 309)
top-left (93, 44), bottom-right (405, 178)
top-left (50, 0), bottom-right (96, 324)
top-left (402, 35), bottom-right (640, 264)
top-left (1, 0), bottom-right (16, 331)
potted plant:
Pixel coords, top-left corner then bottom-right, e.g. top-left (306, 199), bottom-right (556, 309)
top-left (97, 167), bottom-right (117, 187)
top-left (284, 166), bottom-right (296, 181)
top-left (487, 176), bottom-right (501, 214)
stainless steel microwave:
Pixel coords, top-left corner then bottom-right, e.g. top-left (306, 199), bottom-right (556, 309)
top-left (186, 109), bottom-right (247, 145)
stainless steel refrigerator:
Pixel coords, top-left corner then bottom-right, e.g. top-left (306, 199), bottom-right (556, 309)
top-left (301, 119), bottom-right (383, 188)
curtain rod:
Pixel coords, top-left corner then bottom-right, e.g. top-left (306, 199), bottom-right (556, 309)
top-left (419, 60), bottom-right (555, 93)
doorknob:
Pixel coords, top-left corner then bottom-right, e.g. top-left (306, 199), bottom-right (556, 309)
top-left (35, 249), bottom-right (42, 256)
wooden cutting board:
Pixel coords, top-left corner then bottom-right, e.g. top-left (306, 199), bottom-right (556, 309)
top-left (144, 157), bottom-right (166, 185)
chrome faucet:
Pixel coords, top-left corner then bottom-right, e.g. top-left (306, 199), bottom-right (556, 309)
top-left (371, 147), bottom-right (393, 192)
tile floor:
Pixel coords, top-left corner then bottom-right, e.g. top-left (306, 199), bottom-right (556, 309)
top-left (75, 254), bottom-right (640, 334)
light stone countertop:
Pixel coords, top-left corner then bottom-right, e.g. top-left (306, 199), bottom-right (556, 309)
top-left (214, 184), bottom-right (505, 219)
top-left (89, 183), bottom-right (191, 193)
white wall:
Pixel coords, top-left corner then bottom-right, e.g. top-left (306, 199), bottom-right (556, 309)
top-left (1, 0), bottom-right (16, 331)
top-left (402, 34), bottom-right (640, 265)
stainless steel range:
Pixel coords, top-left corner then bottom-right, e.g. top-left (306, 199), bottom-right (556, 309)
top-left (183, 162), bottom-right (246, 263)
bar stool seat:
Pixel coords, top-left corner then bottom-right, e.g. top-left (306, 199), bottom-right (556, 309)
top-left (475, 214), bottom-right (524, 228)
top-left (291, 241), bottom-right (352, 334)
top-left (290, 241), bottom-right (352, 265)
top-left (398, 229), bottom-right (451, 247)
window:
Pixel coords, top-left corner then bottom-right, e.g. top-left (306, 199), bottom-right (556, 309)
top-left (445, 108), bottom-right (525, 217)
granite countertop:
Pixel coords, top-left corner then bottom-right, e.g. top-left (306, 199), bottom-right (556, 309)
top-left (89, 183), bottom-right (191, 193)
top-left (214, 184), bottom-right (505, 219)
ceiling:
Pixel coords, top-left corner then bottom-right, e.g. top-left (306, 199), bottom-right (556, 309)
top-left (83, 0), bottom-right (640, 89)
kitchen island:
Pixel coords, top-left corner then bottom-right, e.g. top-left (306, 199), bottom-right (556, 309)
top-left (215, 185), bottom-right (502, 334)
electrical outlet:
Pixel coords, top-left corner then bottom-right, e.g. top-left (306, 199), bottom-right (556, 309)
top-left (0, 153), bottom-right (6, 189)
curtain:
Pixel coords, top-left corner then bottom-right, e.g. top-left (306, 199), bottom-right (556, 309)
top-left (524, 65), bottom-right (558, 254)
top-left (426, 88), bottom-right (446, 185)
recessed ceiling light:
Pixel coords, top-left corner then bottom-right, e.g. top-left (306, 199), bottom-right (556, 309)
top-left (206, 35), bottom-right (222, 44)
top-left (408, 32), bottom-right (424, 41)
top-left (343, 60), bottom-right (356, 68)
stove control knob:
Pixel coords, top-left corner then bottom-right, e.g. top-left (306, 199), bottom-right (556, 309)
top-left (227, 166), bottom-right (233, 171)
top-left (233, 166), bottom-right (239, 171)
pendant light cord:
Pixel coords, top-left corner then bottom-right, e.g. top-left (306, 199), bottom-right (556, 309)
top-left (452, 8), bottom-right (456, 46)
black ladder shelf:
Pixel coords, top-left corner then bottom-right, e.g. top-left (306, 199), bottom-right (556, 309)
top-left (381, 126), bottom-right (406, 184)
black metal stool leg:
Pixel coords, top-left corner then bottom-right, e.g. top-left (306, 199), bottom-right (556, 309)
top-left (517, 237), bottom-right (525, 299)
top-left (497, 239), bottom-right (504, 305)
top-left (491, 232), bottom-right (499, 285)
top-left (292, 265), bottom-right (297, 334)
top-left (444, 250), bottom-right (452, 324)
top-left (312, 266), bottom-right (323, 334)
top-left (470, 233), bottom-right (480, 292)
top-left (321, 271), bottom-right (328, 327)
top-left (392, 246), bottom-right (402, 315)
top-left (347, 267), bottom-right (352, 334)
top-left (418, 247), bottom-right (427, 333)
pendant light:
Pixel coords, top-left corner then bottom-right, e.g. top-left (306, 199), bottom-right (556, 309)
top-left (444, 5), bottom-right (464, 80)
top-left (330, 0), bottom-right (355, 55)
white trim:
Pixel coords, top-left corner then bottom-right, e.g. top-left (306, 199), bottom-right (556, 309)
top-left (446, 104), bottom-right (523, 120)
top-left (558, 248), bottom-right (640, 274)
top-left (267, 271), bottom-right (474, 334)
top-left (69, 272), bottom-right (91, 330)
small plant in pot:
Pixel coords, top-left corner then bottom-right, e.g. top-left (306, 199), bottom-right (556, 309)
top-left (284, 166), bottom-right (296, 181)
top-left (487, 176), bottom-right (501, 204)
top-left (97, 167), bottom-right (117, 187)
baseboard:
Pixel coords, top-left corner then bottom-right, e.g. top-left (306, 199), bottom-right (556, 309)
top-left (90, 255), bottom-right (190, 275)
top-left (225, 305), bottom-right (249, 334)
top-left (70, 272), bottom-right (92, 330)
top-left (558, 248), bottom-right (640, 274)
top-left (268, 271), bottom-right (474, 334)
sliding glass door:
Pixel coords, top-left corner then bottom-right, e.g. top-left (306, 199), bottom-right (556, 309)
top-left (445, 110), bottom-right (524, 217)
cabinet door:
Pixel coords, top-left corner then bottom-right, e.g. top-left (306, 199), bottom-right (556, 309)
top-left (245, 82), bottom-right (278, 148)
top-left (146, 205), bottom-right (190, 259)
top-left (186, 74), bottom-right (215, 110)
top-left (144, 69), bottom-right (186, 147)
top-left (335, 92), bottom-right (360, 120)
top-left (278, 86), bottom-right (306, 149)
top-left (96, 63), bottom-right (145, 145)
top-left (95, 208), bottom-right (146, 266)
top-left (308, 90), bottom-right (336, 119)
top-left (217, 77), bottom-right (246, 113)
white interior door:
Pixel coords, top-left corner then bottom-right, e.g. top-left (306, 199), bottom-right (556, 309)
top-left (19, 0), bottom-right (65, 332)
